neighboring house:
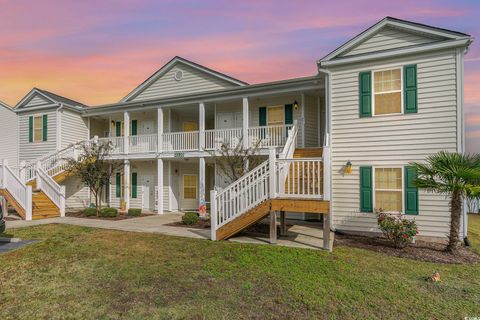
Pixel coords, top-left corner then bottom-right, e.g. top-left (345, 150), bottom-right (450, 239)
top-left (0, 17), bottom-right (473, 242)
top-left (0, 101), bottom-right (18, 166)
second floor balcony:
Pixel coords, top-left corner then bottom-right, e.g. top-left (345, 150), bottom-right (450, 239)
top-left (97, 123), bottom-right (294, 156)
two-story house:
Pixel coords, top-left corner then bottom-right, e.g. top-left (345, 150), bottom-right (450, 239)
top-left (0, 17), bottom-right (473, 243)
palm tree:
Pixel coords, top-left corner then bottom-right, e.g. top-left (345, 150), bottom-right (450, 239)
top-left (411, 151), bottom-right (480, 252)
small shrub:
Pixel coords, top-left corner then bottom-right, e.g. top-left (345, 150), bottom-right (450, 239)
top-left (99, 207), bottom-right (118, 218)
top-left (128, 208), bottom-right (142, 216)
top-left (376, 209), bottom-right (418, 249)
top-left (182, 212), bottom-right (199, 225)
top-left (84, 207), bottom-right (97, 217)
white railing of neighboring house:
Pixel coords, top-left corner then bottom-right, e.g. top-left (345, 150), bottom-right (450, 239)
top-left (129, 134), bottom-right (158, 154)
top-left (98, 136), bottom-right (124, 154)
top-left (248, 124), bottom-right (293, 148)
top-left (205, 128), bottom-right (243, 150)
top-left (0, 159), bottom-right (33, 220)
top-left (36, 166), bottom-right (66, 217)
top-left (162, 131), bottom-right (199, 152)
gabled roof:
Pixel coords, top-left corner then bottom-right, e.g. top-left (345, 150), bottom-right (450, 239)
top-left (121, 56), bottom-right (248, 102)
top-left (319, 16), bottom-right (472, 63)
top-left (14, 87), bottom-right (88, 110)
top-left (0, 100), bottom-right (13, 111)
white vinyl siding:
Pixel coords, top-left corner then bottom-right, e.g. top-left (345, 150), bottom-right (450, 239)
top-left (63, 176), bottom-right (90, 209)
top-left (18, 109), bottom-right (57, 162)
top-left (342, 27), bottom-right (440, 57)
top-left (329, 49), bottom-right (458, 238)
top-left (0, 105), bottom-right (18, 166)
top-left (131, 63), bottom-right (236, 101)
top-left (61, 109), bottom-right (89, 148)
top-left (304, 95), bottom-right (319, 147)
top-left (20, 94), bottom-right (53, 109)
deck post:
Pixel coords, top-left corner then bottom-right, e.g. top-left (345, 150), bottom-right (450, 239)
top-left (25, 185), bottom-right (32, 221)
top-left (280, 211), bottom-right (287, 236)
top-left (124, 159), bottom-right (130, 211)
top-left (123, 111), bottom-right (130, 155)
top-left (199, 102), bottom-right (205, 151)
top-left (323, 146), bottom-right (331, 201)
top-left (1, 195), bottom-right (7, 217)
top-left (242, 97), bottom-right (249, 148)
top-left (323, 213), bottom-right (331, 251)
top-left (157, 108), bottom-right (164, 153)
top-left (269, 210), bottom-right (277, 244)
top-left (19, 161), bottom-right (26, 182)
top-left (157, 158), bottom-right (163, 214)
top-left (210, 189), bottom-right (217, 241)
top-left (269, 148), bottom-right (276, 199)
top-left (199, 157), bottom-right (206, 217)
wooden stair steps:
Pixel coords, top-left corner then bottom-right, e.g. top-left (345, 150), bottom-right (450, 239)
top-left (32, 191), bottom-right (60, 220)
top-left (293, 148), bottom-right (323, 158)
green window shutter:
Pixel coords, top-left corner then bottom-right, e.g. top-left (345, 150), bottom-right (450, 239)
top-left (116, 173), bottom-right (121, 198)
top-left (131, 173), bottom-right (137, 199)
top-left (404, 65), bottom-right (417, 114)
top-left (42, 114), bottom-right (48, 141)
top-left (115, 121), bottom-right (121, 137)
top-left (359, 71), bottom-right (372, 117)
top-left (28, 116), bottom-right (33, 142)
top-left (259, 107), bottom-right (267, 126)
top-left (284, 104), bottom-right (293, 125)
top-left (360, 166), bottom-right (373, 212)
top-left (131, 120), bottom-right (137, 136)
top-left (404, 166), bottom-right (419, 215)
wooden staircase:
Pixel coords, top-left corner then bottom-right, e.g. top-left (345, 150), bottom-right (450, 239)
top-left (0, 188), bottom-right (26, 219)
top-left (32, 191), bottom-right (60, 220)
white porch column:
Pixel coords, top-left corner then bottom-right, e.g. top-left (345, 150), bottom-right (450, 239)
top-left (199, 157), bottom-right (206, 217)
top-left (242, 97), bottom-right (249, 148)
top-left (301, 93), bottom-right (305, 148)
top-left (157, 158), bottom-right (164, 214)
top-left (124, 159), bottom-right (130, 211)
top-left (199, 102), bottom-right (205, 151)
top-left (1, 196), bottom-right (7, 218)
top-left (124, 111), bottom-right (130, 154)
top-left (157, 108), bottom-right (164, 153)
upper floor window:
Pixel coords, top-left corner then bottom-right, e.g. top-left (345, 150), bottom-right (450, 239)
top-left (29, 114), bottom-right (47, 143)
top-left (373, 68), bottom-right (401, 115)
top-left (267, 106), bottom-right (284, 126)
top-left (33, 115), bottom-right (44, 142)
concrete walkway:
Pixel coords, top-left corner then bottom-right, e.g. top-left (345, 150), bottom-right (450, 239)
top-left (6, 213), bottom-right (333, 250)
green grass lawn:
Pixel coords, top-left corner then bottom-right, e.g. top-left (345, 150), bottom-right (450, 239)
top-left (1, 217), bottom-right (480, 320)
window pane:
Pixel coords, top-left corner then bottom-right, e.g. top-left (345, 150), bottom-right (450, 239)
top-left (34, 129), bottom-right (43, 141)
top-left (375, 168), bottom-right (402, 190)
top-left (376, 190), bottom-right (402, 212)
top-left (183, 175), bottom-right (197, 199)
top-left (268, 106), bottom-right (284, 125)
top-left (184, 187), bottom-right (196, 199)
top-left (183, 122), bottom-right (198, 132)
top-left (374, 69), bottom-right (401, 93)
top-left (375, 92), bottom-right (401, 115)
top-left (33, 116), bottom-right (43, 141)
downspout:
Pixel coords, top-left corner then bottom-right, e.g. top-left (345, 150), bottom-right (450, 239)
top-left (318, 66), bottom-right (335, 232)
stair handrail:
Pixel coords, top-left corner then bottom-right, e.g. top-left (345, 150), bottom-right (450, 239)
top-left (36, 165), bottom-right (66, 217)
top-left (279, 120), bottom-right (298, 160)
top-left (0, 159), bottom-right (32, 220)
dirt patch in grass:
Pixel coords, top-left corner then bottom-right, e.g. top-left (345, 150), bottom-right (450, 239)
top-left (335, 233), bottom-right (480, 264)
top-left (66, 211), bottom-right (155, 221)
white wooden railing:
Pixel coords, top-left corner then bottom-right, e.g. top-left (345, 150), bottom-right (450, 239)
top-left (205, 128), bottom-right (243, 150)
top-left (129, 134), bottom-right (158, 153)
top-left (163, 131), bottom-right (199, 152)
top-left (248, 124), bottom-right (293, 148)
top-left (36, 167), bottom-right (66, 217)
top-left (276, 158), bottom-right (323, 199)
top-left (98, 136), bottom-right (124, 154)
top-left (0, 159), bottom-right (32, 220)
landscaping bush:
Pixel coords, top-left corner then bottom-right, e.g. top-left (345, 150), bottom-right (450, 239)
top-left (99, 207), bottom-right (118, 218)
top-left (182, 212), bottom-right (199, 225)
top-left (84, 207), bottom-right (97, 217)
top-left (376, 209), bottom-right (418, 249)
top-left (128, 208), bottom-right (142, 216)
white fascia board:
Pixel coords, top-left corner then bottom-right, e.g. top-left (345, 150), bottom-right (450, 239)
top-left (14, 88), bottom-right (57, 109)
top-left (13, 103), bottom-right (60, 113)
top-left (320, 38), bottom-right (471, 68)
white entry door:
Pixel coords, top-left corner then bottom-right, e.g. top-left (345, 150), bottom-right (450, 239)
top-left (234, 112), bottom-right (243, 128)
top-left (141, 120), bottom-right (154, 135)
top-left (217, 113), bottom-right (234, 129)
top-left (141, 174), bottom-right (155, 210)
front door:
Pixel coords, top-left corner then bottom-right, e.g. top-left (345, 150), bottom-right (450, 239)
top-left (141, 174), bottom-right (155, 210)
top-left (141, 120), bottom-right (154, 135)
top-left (217, 113), bottom-right (234, 129)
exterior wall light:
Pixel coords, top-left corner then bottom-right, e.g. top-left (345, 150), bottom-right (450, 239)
top-left (345, 160), bottom-right (352, 174)
top-left (293, 100), bottom-right (299, 110)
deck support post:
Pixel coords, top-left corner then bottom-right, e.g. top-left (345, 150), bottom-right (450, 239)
top-left (157, 108), bottom-right (164, 153)
top-left (1, 196), bottom-right (7, 218)
top-left (199, 157), bottom-right (206, 217)
top-left (210, 189), bottom-right (217, 241)
top-left (269, 210), bottom-right (277, 244)
top-left (323, 213), bottom-right (331, 251)
top-left (123, 111), bottom-right (130, 155)
top-left (199, 102), bottom-right (205, 151)
top-left (124, 159), bottom-right (130, 211)
top-left (157, 158), bottom-right (163, 214)
top-left (279, 211), bottom-right (287, 236)
top-left (242, 97), bottom-right (249, 148)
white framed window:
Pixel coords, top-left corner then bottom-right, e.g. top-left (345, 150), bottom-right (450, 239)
top-left (33, 115), bottom-right (44, 142)
top-left (183, 122), bottom-right (198, 132)
top-left (183, 174), bottom-right (197, 199)
top-left (267, 105), bottom-right (284, 126)
top-left (374, 167), bottom-right (403, 213)
top-left (372, 67), bottom-right (402, 116)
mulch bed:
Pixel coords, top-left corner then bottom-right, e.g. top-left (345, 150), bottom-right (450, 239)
top-left (66, 211), bottom-right (155, 221)
top-left (166, 219), bottom-right (210, 229)
top-left (334, 233), bottom-right (480, 264)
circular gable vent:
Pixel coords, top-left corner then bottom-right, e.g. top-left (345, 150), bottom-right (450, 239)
top-left (174, 70), bottom-right (183, 81)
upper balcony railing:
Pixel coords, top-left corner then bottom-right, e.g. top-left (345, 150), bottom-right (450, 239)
top-left (100, 124), bottom-right (294, 155)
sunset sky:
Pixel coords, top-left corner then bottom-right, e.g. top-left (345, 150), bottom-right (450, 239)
top-left (0, 0), bottom-right (479, 152)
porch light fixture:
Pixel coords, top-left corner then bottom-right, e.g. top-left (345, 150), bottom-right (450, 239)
top-left (293, 100), bottom-right (299, 110)
top-left (344, 160), bottom-right (352, 174)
